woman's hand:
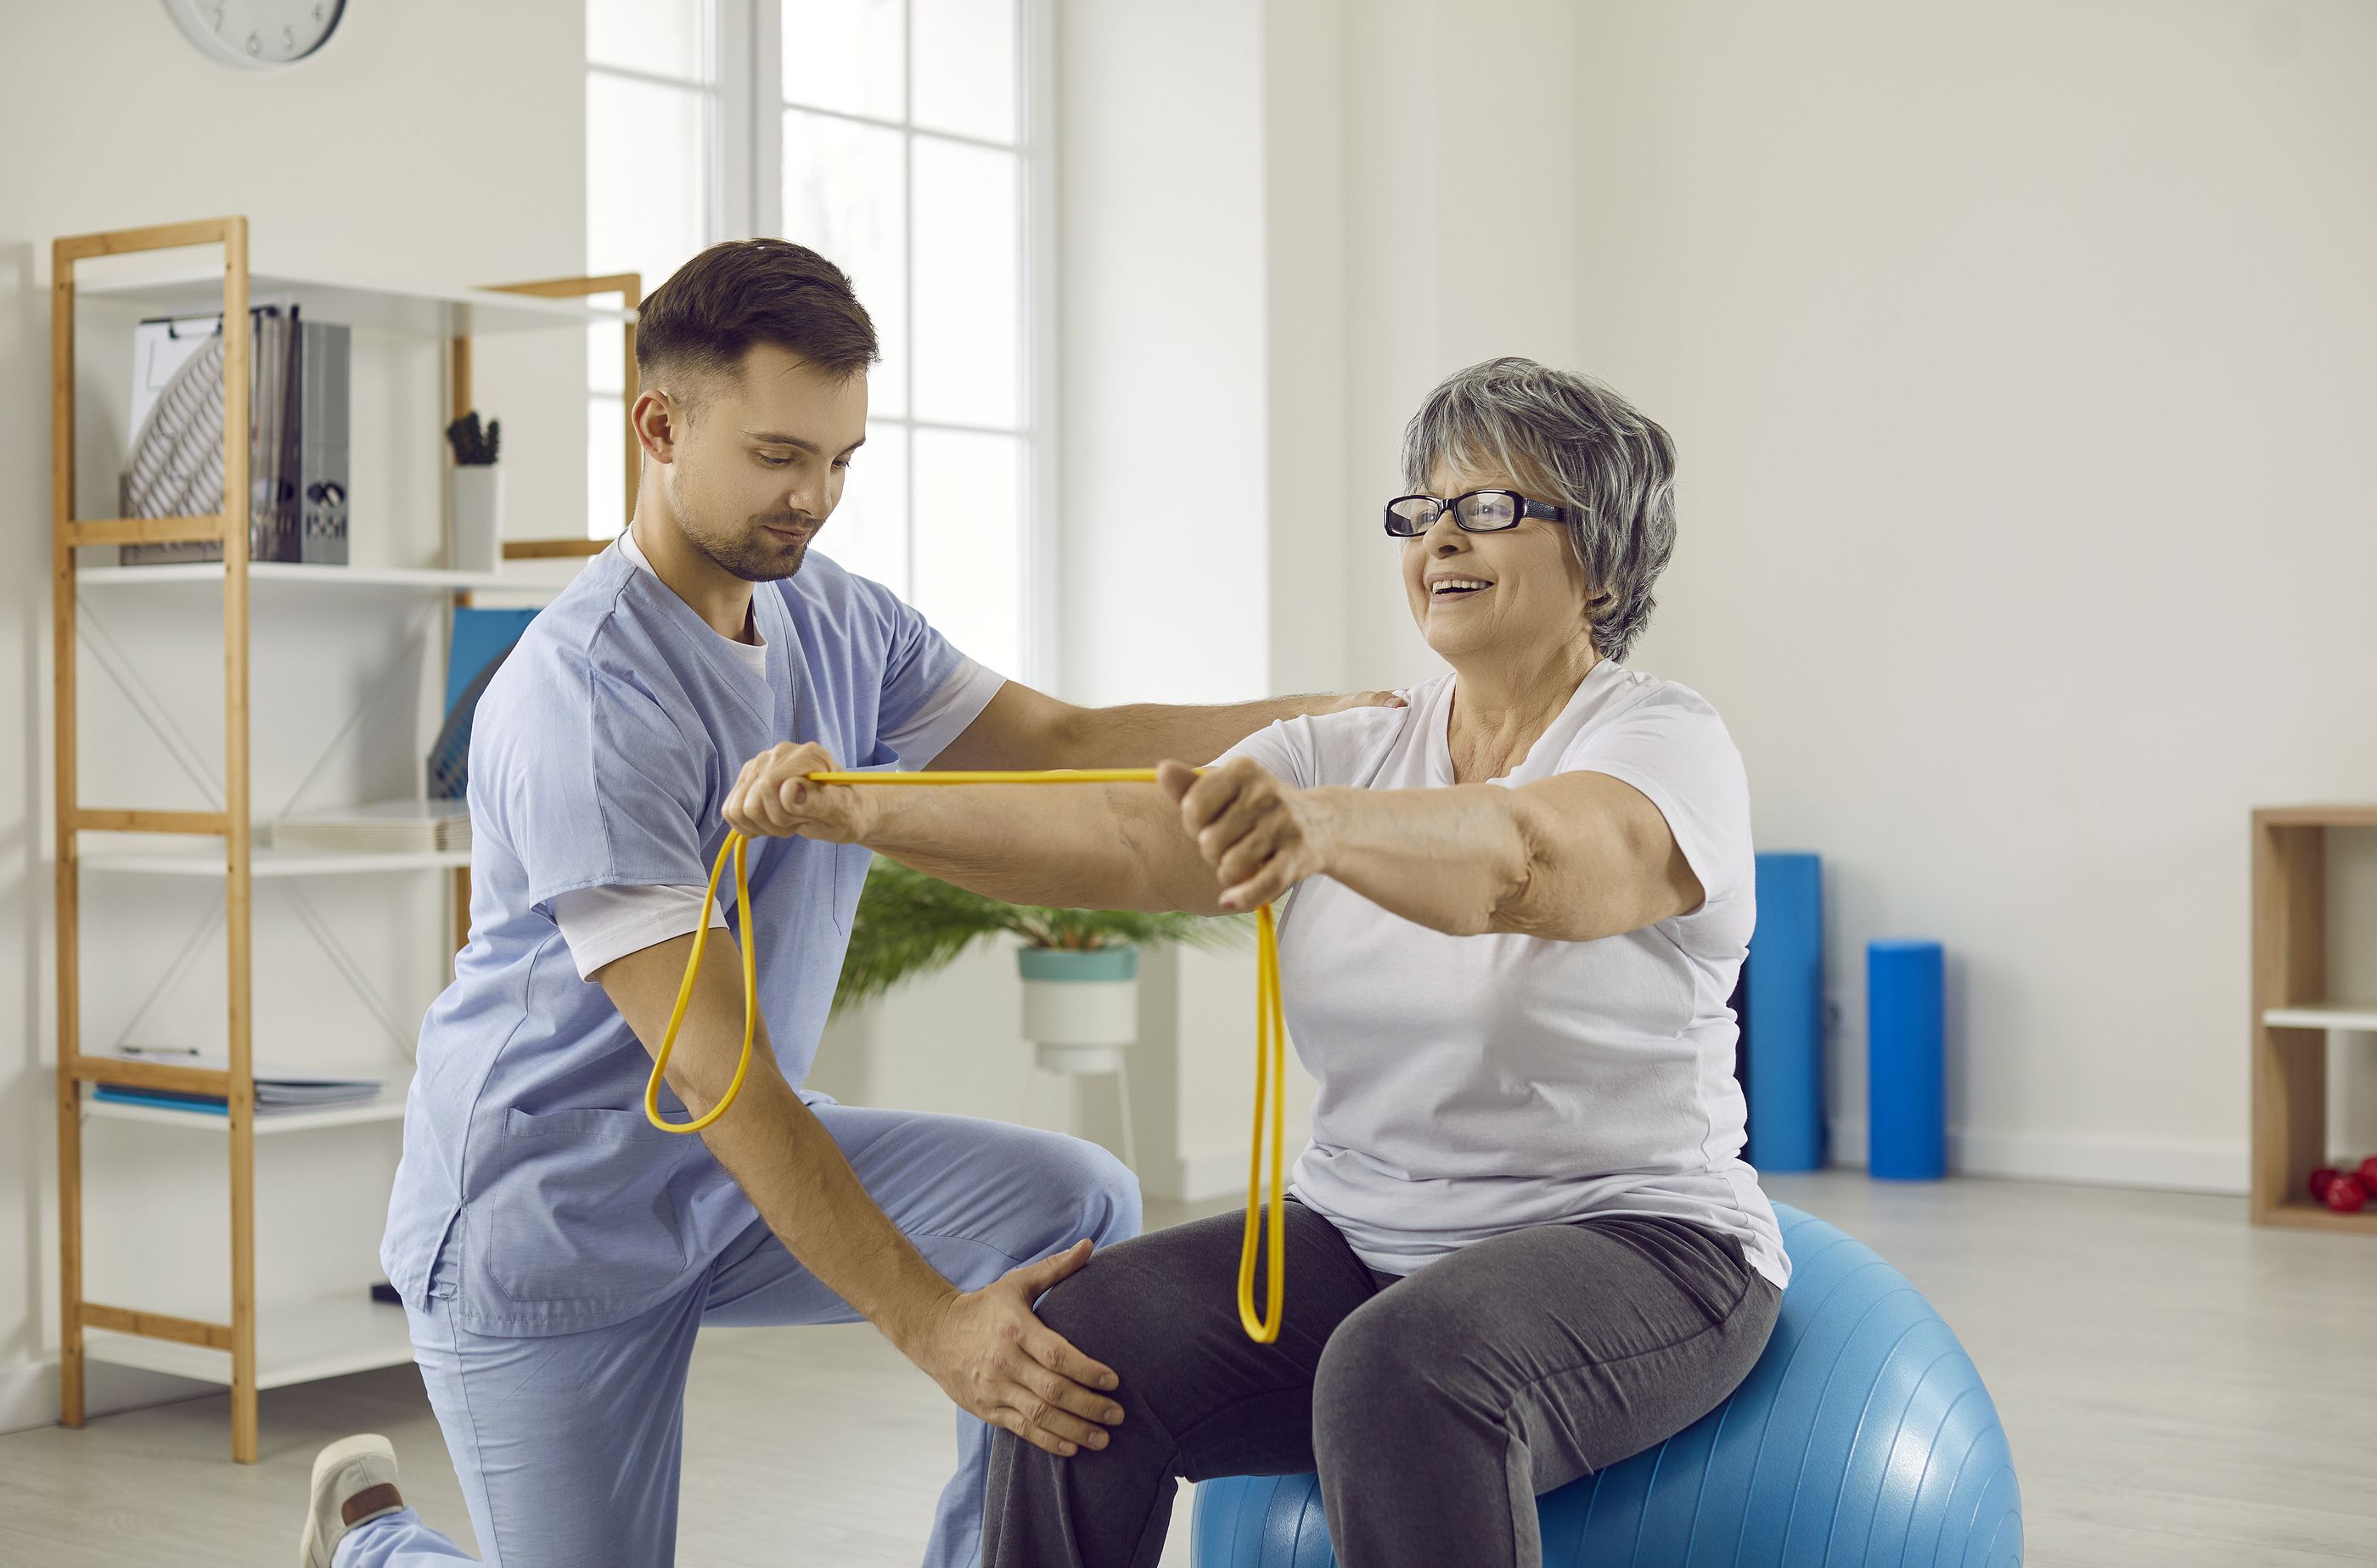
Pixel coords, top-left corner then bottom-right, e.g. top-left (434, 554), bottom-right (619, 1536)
top-left (1157, 756), bottom-right (1333, 912)
top-left (723, 741), bottom-right (876, 843)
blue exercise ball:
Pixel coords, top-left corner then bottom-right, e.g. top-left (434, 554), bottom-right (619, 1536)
top-left (1192, 1203), bottom-right (2021, 1567)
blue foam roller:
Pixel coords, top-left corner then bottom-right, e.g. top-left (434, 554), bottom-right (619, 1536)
top-left (1190, 1204), bottom-right (2022, 1568)
top-left (1746, 852), bottom-right (1825, 1172)
top-left (1868, 940), bottom-right (1945, 1181)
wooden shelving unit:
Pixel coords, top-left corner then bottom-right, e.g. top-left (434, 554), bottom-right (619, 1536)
top-left (50, 216), bottom-right (638, 1461)
top-left (2250, 804), bottom-right (2377, 1236)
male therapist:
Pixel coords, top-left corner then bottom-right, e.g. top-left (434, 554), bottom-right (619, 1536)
top-left (300, 239), bottom-right (1396, 1568)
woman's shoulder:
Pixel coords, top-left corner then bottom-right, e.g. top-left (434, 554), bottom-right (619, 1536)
top-left (1228, 674), bottom-right (1445, 790)
top-left (1290, 674), bottom-right (1449, 784)
top-left (1584, 666), bottom-right (1731, 736)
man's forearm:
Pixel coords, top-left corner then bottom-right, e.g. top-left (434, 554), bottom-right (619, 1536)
top-left (699, 1071), bottom-right (954, 1351)
top-left (1055, 694), bottom-right (1374, 769)
top-left (602, 936), bottom-right (955, 1355)
top-left (858, 781), bottom-right (1189, 912)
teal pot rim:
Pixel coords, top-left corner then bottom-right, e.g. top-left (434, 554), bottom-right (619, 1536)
top-left (1016, 946), bottom-right (1140, 982)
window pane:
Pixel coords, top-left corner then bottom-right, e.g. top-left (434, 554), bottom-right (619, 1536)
top-left (587, 317), bottom-right (628, 396)
top-left (589, 0), bottom-right (708, 82)
top-left (818, 423), bottom-right (908, 594)
top-left (911, 429), bottom-right (1021, 676)
top-left (588, 74), bottom-right (710, 306)
top-left (913, 0), bottom-right (1017, 143)
top-left (784, 108), bottom-right (908, 416)
top-left (781, 0), bottom-right (902, 120)
top-left (589, 395), bottom-right (627, 539)
top-left (912, 139), bottom-right (1019, 427)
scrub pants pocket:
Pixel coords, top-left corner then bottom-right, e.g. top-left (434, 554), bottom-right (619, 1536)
top-left (478, 1106), bottom-right (699, 1309)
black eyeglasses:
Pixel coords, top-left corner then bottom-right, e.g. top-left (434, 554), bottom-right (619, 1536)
top-left (1383, 489), bottom-right (1568, 537)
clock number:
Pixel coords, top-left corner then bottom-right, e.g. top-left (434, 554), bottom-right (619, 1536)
top-left (211, 3), bottom-right (226, 30)
top-left (246, 31), bottom-right (262, 56)
top-left (284, 25), bottom-right (296, 53)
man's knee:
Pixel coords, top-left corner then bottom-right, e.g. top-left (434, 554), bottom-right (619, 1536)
top-left (1050, 1136), bottom-right (1141, 1250)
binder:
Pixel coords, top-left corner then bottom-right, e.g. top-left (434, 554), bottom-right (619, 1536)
top-left (120, 304), bottom-right (348, 567)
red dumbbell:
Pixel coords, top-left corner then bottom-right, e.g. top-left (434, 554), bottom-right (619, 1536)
top-left (2324, 1175), bottom-right (2369, 1215)
top-left (2357, 1155), bottom-right (2377, 1189)
top-left (2311, 1166), bottom-right (2343, 1202)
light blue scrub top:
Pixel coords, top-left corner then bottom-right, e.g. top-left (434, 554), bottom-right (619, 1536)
top-left (381, 543), bottom-right (992, 1335)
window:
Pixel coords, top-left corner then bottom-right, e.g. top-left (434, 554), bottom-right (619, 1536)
top-left (585, 0), bottom-right (731, 538)
top-left (586, 0), bottom-right (1049, 682)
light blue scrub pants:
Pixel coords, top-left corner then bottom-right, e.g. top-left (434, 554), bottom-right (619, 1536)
top-left (337, 1102), bottom-right (1142, 1568)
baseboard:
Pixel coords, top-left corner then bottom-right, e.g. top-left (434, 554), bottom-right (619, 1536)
top-left (1823, 1117), bottom-right (2249, 1195)
top-left (0, 1353), bottom-right (221, 1438)
top-left (1173, 1146), bottom-right (1252, 1204)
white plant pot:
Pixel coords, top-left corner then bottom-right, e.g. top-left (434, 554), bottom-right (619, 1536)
top-left (450, 464), bottom-right (503, 574)
top-left (1019, 947), bottom-right (1139, 1074)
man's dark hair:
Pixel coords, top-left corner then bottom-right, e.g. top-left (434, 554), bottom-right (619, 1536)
top-left (635, 239), bottom-right (879, 405)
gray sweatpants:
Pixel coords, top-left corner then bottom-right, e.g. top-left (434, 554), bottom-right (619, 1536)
top-left (982, 1199), bottom-right (1781, 1568)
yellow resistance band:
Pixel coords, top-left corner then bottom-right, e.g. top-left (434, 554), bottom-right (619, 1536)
top-left (643, 768), bottom-right (1290, 1345)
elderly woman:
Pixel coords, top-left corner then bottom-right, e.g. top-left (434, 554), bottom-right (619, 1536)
top-left (726, 357), bottom-right (1786, 1568)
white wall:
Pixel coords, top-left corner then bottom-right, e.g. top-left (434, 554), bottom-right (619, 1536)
top-left (0, 2), bottom-right (587, 1435)
top-left (1340, 0), bottom-right (2377, 1189)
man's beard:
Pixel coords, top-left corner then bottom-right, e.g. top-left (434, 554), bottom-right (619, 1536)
top-left (699, 513), bottom-right (814, 583)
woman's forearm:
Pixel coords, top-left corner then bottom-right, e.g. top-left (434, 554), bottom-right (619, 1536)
top-left (1306, 785), bottom-right (1531, 936)
top-left (1306, 773), bottom-right (1699, 942)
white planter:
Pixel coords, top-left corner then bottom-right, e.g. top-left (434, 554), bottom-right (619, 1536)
top-left (449, 464), bottom-right (503, 574)
top-left (1019, 947), bottom-right (1138, 1075)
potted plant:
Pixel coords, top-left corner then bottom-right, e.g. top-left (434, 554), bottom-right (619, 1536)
top-left (445, 410), bottom-right (503, 573)
top-left (833, 857), bottom-right (1250, 1074)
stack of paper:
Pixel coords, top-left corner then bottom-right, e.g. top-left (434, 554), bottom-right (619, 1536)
top-left (270, 799), bottom-right (469, 855)
top-left (93, 1049), bottom-right (387, 1117)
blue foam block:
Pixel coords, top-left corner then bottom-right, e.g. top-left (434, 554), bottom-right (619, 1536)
top-left (1746, 852), bottom-right (1824, 1172)
top-left (1868, 939), bottom-right (1945, 1180)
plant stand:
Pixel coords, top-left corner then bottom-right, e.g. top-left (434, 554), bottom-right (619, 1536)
top-left (1020, 947), bottom-right (1141, 1172)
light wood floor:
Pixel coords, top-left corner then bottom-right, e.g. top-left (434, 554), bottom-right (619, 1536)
top-left (3, 1170), bottom-right (2374, 1566)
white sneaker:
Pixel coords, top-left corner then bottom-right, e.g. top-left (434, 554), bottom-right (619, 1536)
top-left (300, 1433), bottom-right (404, 1568)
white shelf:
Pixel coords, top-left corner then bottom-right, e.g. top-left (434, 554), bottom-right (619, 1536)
top-left (77, 561), bottom-right (529, 593)
top-left (76, 262), bottom-right (632, 337)
top-left (83, 1086), bottom-right (409, 1135)
top-left (2265, 1005), bottom-right (2377, 1031)
top-left (81, 1295), bottom-right (415, 1390)
top-left (81, 842), bottom-right (469, 878)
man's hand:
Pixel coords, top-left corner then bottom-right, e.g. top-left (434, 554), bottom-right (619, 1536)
top-left (905, 1239), bottom-right (1126, 1458)
top-left (722, 741), bottom-right (876, 843)
top-left (1157, 756), bottom-right (1335, 912)
top-left (1318, 688), bottom-right (1407, 715)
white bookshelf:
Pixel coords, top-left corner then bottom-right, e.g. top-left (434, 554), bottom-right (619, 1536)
top-left (2263, 1005), bottom-right (2377, 1032)
top-left (76, 261), bottom-right (633, 339)
top-left (53, 216), bottom-right (639, 1461)
top-left (82, 1295), bottom-right (415, 1390)
top-left (81, 842), bottom-right (470, 878)
top-left (78, 562), bottom-right (525, 593)
top-left (82, 1084), bottom-right (411, 1135)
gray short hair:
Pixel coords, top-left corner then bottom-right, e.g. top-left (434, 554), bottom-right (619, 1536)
top-left (1400, 357), bottom-right (1677, 662)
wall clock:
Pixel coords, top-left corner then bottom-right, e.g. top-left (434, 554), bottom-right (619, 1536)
top-left (164, 0), bottom-right (346, 69)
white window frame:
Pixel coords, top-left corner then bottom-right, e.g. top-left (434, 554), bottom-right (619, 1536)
top-left (591, 0), bottom-right (1059, 686)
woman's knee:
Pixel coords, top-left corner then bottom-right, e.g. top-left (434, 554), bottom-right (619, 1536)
top-left (1312, 1289), bottom-right (1489, 1457)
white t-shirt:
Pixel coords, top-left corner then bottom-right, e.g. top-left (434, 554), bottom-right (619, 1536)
top-left (1217, 660), bottom-right (1790, 1291)
top-left (549, 532), bottom-right (1004, 979)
